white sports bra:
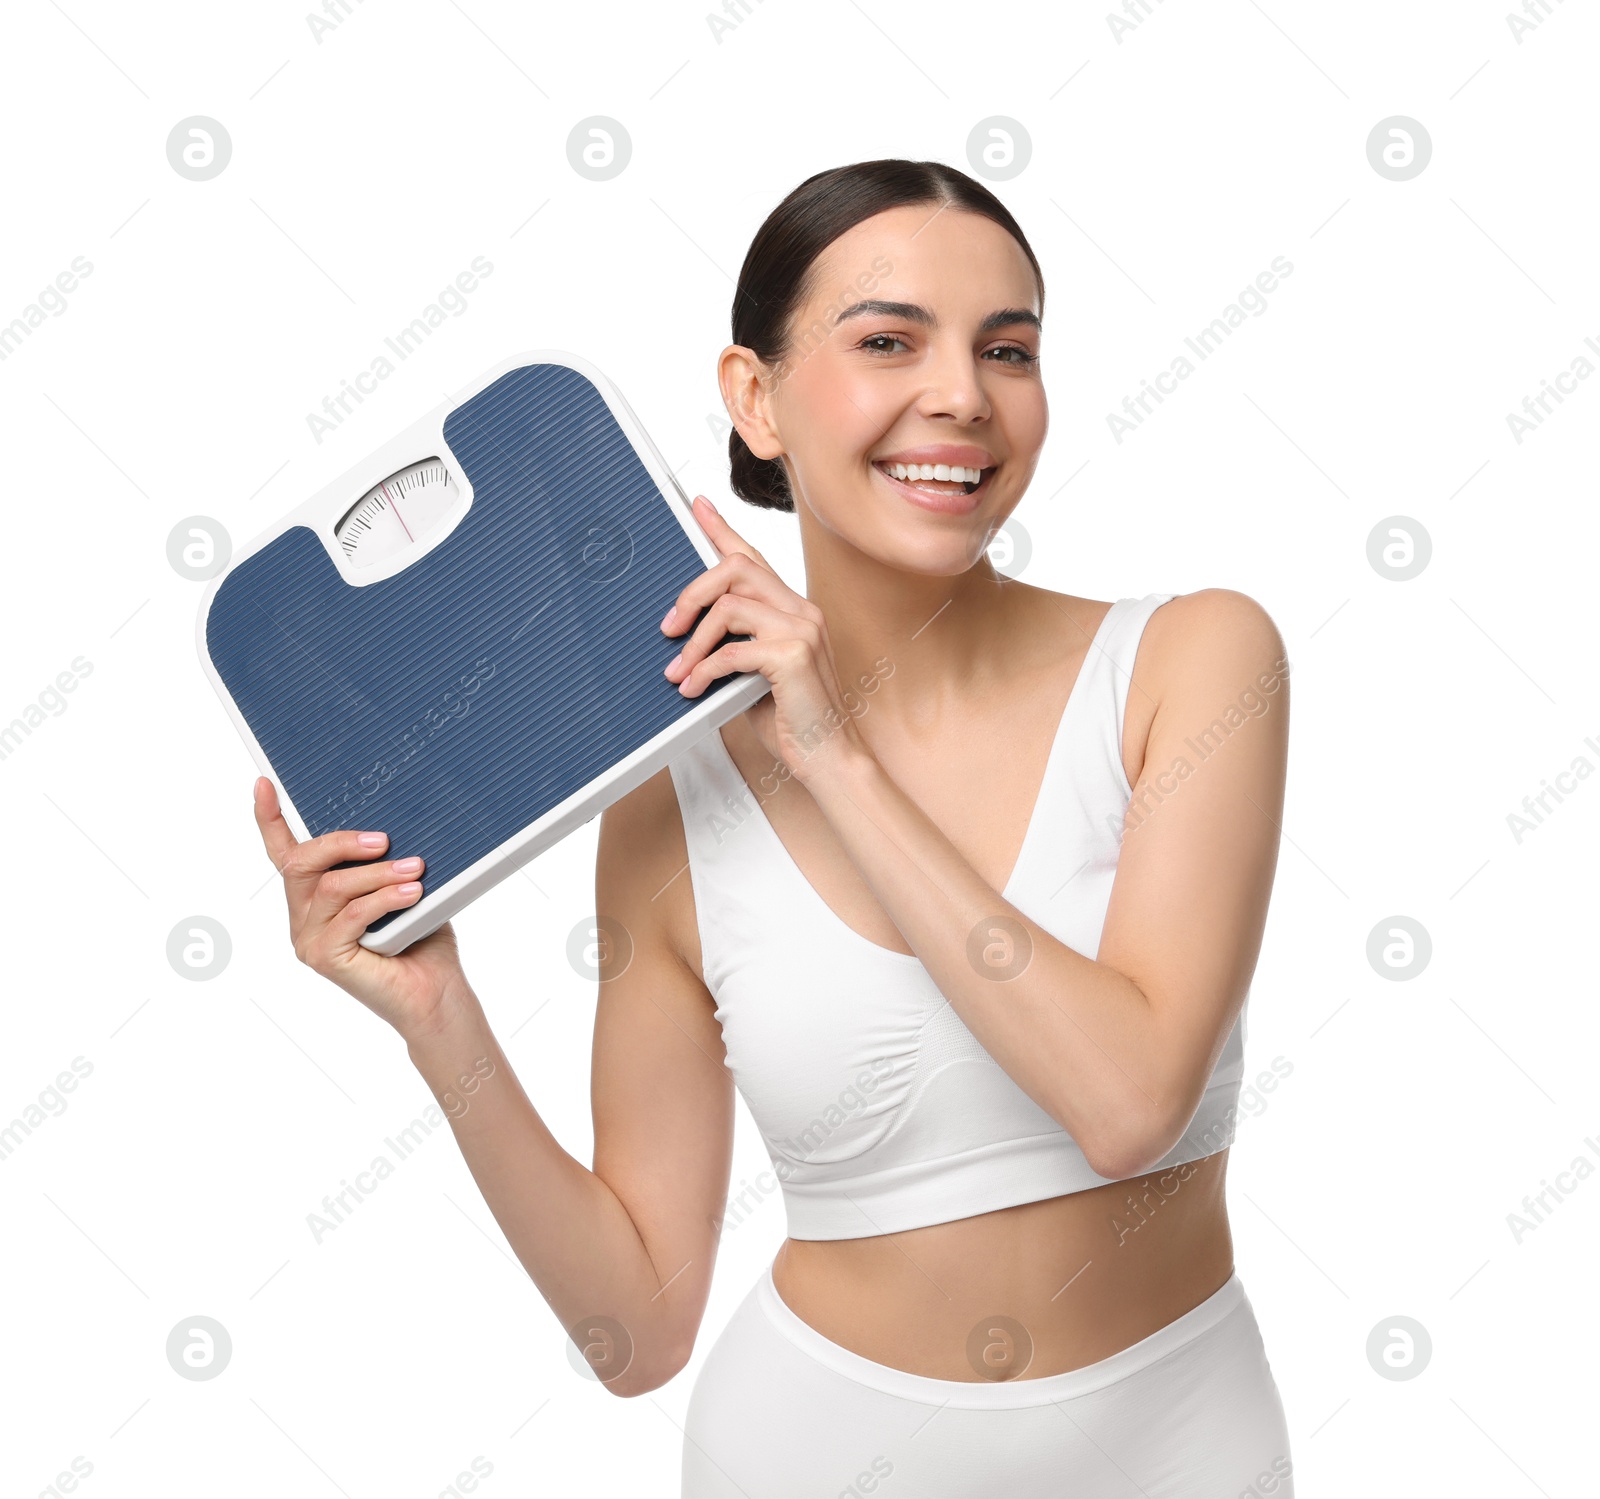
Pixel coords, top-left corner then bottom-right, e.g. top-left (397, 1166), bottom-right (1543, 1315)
top-left (668, 593), bottom-right (1247, 1241)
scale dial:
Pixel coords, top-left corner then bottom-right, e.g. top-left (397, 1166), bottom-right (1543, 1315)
top-left (335, 457), bottom-right (461, 569)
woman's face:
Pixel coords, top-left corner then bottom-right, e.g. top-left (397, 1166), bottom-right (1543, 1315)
top-left (726, 204), bottom-right (1047, 575)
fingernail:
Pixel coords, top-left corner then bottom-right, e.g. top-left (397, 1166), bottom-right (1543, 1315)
top-left (700, 495), bottom-right (719, 515)
top-left (397, 882), bottom-right (422, 896)
top-left (358, 832), bottom-right (386, 848)
top-left (394, 856), bottom-right (422, 873)
top-left (661, 605), bottom-right (677, 630)
top-left (664, 651), bottom-right (682, 676)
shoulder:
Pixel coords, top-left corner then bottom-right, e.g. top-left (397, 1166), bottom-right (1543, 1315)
top-left (1117, 590), bottom-right (1289, 786)
top-left (1141, 588), bottom-right (1287, 688)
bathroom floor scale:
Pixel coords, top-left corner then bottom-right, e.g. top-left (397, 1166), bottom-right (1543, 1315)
top-left (197, 351), bottom-right (771, 954)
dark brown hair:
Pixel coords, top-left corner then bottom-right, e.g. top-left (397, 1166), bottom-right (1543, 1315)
top-left (727, 159), bottom-right (1046, 513)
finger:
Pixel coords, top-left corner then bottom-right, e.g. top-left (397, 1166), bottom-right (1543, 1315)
top-left (663, 550), bottom-right (799, 642)
top-left (678, 634), bottom-right (811, 700)
top-left (278, 826), bottom-right (395, 925)
top-left (666, 594), bottom-right (809, 686)
top-left (306, 853), bottom-right (425, 932)
top-left (691, 493), bottom-right (771, 569)
top-left (317, 879), bottom-right (425, 961)
top-left (252, 777), bottom-right (301, 874)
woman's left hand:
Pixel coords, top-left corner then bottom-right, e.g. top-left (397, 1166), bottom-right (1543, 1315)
top-left (661, 494), bottom-right (873, 784)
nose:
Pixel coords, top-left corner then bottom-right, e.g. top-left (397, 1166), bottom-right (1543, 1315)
top-left (912, 336), bottom-right (992, 425)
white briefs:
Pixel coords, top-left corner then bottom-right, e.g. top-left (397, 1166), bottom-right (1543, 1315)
top-left (682, 1265), bottom-right (1295, 1498)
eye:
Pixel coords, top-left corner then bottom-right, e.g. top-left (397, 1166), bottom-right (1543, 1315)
top-left (984, 344), bottom-right (1040, 366)
top-left (859, 333), bottom-right (911, 355)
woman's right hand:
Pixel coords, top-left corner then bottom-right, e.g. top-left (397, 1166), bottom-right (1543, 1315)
top-left (252, 776), bottom-right (471, 1041)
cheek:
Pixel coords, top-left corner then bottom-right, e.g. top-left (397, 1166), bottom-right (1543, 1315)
top-left (786, 361), bottom-right (894, 473)
top-left (1005, 383), bottom-right (1049, 451)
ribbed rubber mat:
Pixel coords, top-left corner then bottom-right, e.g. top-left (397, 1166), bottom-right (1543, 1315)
top-left (205, 362), bottom-right (750, 936)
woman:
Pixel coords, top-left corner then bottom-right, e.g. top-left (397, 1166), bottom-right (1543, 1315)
top-left (253, 159), bottom-right (1294, 1496)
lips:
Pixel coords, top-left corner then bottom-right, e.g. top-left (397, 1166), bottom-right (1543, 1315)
top-left (872, 460), bottom-right (993, 514)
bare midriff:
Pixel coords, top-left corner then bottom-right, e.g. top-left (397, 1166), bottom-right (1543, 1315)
top-left (769, 1150), bottom-right (1233, 1381)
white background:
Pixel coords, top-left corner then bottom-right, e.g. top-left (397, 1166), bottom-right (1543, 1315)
top-left (1, 0), bottom-right (1595, 1495)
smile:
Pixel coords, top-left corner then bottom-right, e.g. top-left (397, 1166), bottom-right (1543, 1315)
top-left (872, 460), bottom-right (994, 514)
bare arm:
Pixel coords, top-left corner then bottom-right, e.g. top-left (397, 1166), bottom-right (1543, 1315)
top-left (657, 526), bottom-right (1289, 1182)
top-left (403, 767), bottom-right (732, 1396)
top-left (776, 588), bottom-right (1289, 1178)
top-left (254, 766), bottom-right (732, 1399)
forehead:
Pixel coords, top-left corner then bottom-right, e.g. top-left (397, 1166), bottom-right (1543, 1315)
top-left (802, 204), bottom-right (1040, 317)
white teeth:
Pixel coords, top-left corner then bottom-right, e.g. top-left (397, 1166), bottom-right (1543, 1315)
top-left (883, 462), bottom-right (986, 484)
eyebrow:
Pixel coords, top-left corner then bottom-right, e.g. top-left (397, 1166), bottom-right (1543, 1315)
top-left (832, 299), bottom-right (1041, 334)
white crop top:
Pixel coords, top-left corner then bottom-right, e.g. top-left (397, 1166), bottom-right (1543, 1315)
top-left (667, 593), bottom-right (1247, 1240)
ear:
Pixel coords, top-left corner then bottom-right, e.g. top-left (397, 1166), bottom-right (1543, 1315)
top-left (717, 344), bottom-right (786, 461)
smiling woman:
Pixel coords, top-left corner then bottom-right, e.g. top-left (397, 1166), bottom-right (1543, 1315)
top-left (627, 160), bottom-right (1293, 1495)
top-left (255, 157), bottom-right (1293, 1499)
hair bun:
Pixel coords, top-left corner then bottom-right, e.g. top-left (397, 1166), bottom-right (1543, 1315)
top-left (728, 427), bottom-right (793, 513)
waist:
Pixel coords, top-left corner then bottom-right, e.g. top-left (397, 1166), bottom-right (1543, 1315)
top-left (770, 1150), bottom-right (1233, 1381)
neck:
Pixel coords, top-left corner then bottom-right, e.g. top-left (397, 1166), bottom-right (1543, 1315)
top-left (795, 507), bottom-right (1038, 736)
